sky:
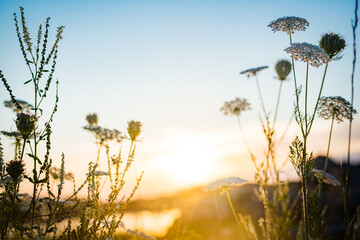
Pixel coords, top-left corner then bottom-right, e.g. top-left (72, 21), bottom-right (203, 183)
top-left (0, 0), bottom-right (359, 199)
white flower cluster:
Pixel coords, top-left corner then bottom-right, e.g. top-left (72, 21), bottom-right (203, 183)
top-left (312, 169), bottom-right (340, 187)
top-left (220, 98), bottom-right (251, 117)
top-left (268, 16), bottom-right (309, 34)
top-left (285, 42), bottom-right (330, 67)
top-left (83, 125), bottom-right (124, 143)
top-left (202, 177), bottom-right (247, 192)
top-left (240, 66), bottom-right (268, 77)
top-left (317, 96), bottom-right (356, 123)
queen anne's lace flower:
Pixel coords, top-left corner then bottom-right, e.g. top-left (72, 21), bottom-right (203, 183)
top-left (202, 177), bottom-right (247, 192)
top-left (317, 96), bottom-right (356, 123)
top-left (240, 66), bottom-right (268, 77)
top-left (268, 16), bottom-right (309, 34)
top-left (312, 169), bottom-right (340, 186)
top-left (285, 42), bottom-right (330, 67)
top-left (220, 98), bottom-right (251, 117)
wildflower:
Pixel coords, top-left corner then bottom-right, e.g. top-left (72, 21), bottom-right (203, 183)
top-left (127, 120), bottom-right (142, 141)
top-left (319, 33), bottom-right (346, 60)
top-left (285, 42), bottom-right (330, 67)
top-left (220, 98), bottom-right (251, 117)
top-left (6, 160), bottom-right (25, 182)
top-left (83, 125), bottom-right (124, 143)
top-left (86, 113), bottom-right (98, 126)
top-left (268, 16), bottom-right (309, 34)
top-left (1, 131), bottom-right (21, 138)
top-left (86, 170), bottom-right (110, 176)
top-left (4, 99), bottom-right (33, 113)
top-left (312, 169), bottom-right (340, 186)
top-left (317, 96), bottom-right (356, 123)
top-left (15, 112), bottom-right (37, 139)
top-left (202, 177), bottom-right (247, 192)
top-left (275, 59), bottom-right (292, 81)
top-left (65, 172), bottom-right (74, 180)
top-left (240, 66), bottom-right (268, 77)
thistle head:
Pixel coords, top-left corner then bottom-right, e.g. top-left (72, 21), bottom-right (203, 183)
top-left (127, 120), bottom-right (142, 141)
top-left (6, 160), bottom-right (25, 182)
top-left (275, 59), bottom-right (292, 81)
top-left (15, 112), bottom-right (36, 139)
top-left (86, 113), bottom-right (98, 126)
top-left (319, 33), bottom-right (346, 60)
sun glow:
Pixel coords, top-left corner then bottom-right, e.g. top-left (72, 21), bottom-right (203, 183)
top-left (150, 129), bottom-right (222, 186)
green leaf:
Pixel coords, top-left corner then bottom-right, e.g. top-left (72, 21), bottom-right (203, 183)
top-left (27, 153), bottom-right (42, 165)
top-left (26, 60), bottom-right (33, 64)
top-left (24, 175), bottom-right (34, 183)
top-left (42, 69), bottom-right (49, 72)
top-left (24, 79), bottom-right (32, 85)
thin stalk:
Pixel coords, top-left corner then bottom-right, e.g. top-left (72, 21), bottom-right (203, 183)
top-left (255, 75), bottom-right (267, 117)
top-left (225, 189), bottom-right (250, 240)
top-left (307, 63), bottom-right (329, 135)
top-left (305, 62), bottom-right (309, 133)
top-left (318, 114), bottom-right (335, 197)
top-left (289, 33), bottom-right (300, 117)
top-left (236, 117), bottom-right (254, 158)
top-left (345, 0), bottom-right (358, 233)
top-left (272, 80), bottom-right (283, 129)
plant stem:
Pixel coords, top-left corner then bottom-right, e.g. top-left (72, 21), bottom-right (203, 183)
top-left (307, 63), bottom-right (328, 135)
top-left (236, 117), bottom-right (254, 159)
top-left (272, 80), bottom-right (283, 130)
top-left (318, 114), bottom-right (335, 198)
top-left (225, 189), bottom-right (250, 240)
top-left (345, 0), bottom-right (358, 234)
top-left (255, 75), bottom-right (267, 117)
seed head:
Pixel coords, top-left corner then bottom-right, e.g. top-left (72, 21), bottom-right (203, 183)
top-left (240, 66), bottom-right (268, 78)
top-left (16, 112), bottom-right (36, 139)
top-left (317, 96), bottom-right (356, 123)
top-left (275, 59), bottom-right (292, 81)
top-left (127, 120), bottom-right (142, 141)
top-left (285, 42), bottom-right (330, 67)
top-left (319, 33), bottom-right (346, 60)
top-left (202, 177), bottom-right (247, 192)
top-left (221, 98), bottom-right (251, 117)
top-left (6, 160), bottom-right (25, 182)
top-left (268, 16), bottom-right (309, 34)
top-left (86, 113), bottom-right (98, 126)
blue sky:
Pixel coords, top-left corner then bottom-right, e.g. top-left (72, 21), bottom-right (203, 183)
top-left (0, 0), bottom-right (359, 197)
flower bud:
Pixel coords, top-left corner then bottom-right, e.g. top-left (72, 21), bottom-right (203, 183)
top-left (127, 120), bottom-right (142, 141)
top-left (275, 59), bottom-right (292, 81)
top-left (86, 113), bottom-right (98, 126)
top-left (16, 112), bottom-right (36, 139)
top-left (319, 33), bottom-right (346, 60)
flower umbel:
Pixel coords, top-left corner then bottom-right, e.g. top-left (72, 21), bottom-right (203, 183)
top-left (317, 96), bottom-right (357, 123)
top-left (312, 169), bottom-right (340, 187)
top-left (220, 98), bottom-right (251, 117)
top-left (127, 120), bottom-right (142, 141)
top-left (240, 66), bottom-right (268, 77)
top-left (275, 59), bottom-right (292, 81)
top-left (285, 42), bottom-right (330, 67)
top-left (319, 32), bottom-right (346, 60)
top-left (4, 99), bottom-right (33, 113)
top-left (202, 177), bottom-right (247, 192)
top-left (268, 16), bottom-right (309, 34)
